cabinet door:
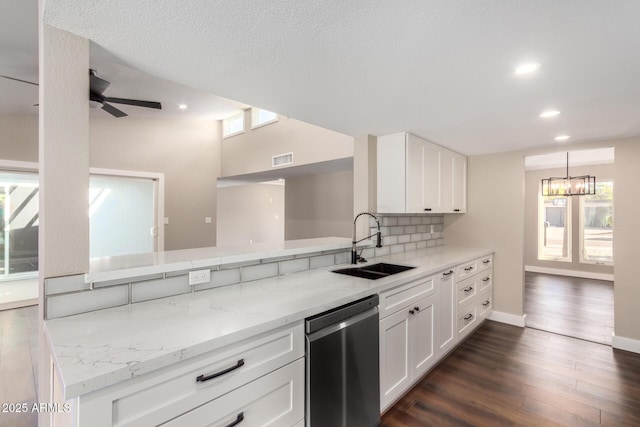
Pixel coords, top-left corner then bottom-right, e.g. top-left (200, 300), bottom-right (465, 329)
top-left (379, 309), bottom-right (412, 411)
top-left (451, 152), bottom-right (467, 213)
top-left (411, 294), bottom-right (436, 379)
top-left (435, 270), bottom-right (456, 357)
top-left (405, 135), bottom-right (426, 213)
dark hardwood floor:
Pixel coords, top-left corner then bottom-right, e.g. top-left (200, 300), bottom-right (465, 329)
top-left (382, 320), bottom-right (640, 427)
top-left (524, 272), bottom-right (614, 345)
top-left (0, 305), bottom-right (38, 427)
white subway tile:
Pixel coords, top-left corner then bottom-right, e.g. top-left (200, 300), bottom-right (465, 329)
top-left (427, 240), bottom-right (437, 247)
top-left (374, 246), bottom-right (390, 257)
top-left (422, 232), bottom-right (433, 240)
top-left (411, 233), bottom-right (422, 242)
top-left (360, 248), bottom-right (375, 259)
top-left (279, 258), bottom-right (310, 275)
top-left (422, 216), bottom-right (432, 224)
top-left (382, 216), bottom-right (398, 226)
top-left (398, 216), bottom-right (411, 225)
top-left (241, 263), bottom-right (279, 282)
top-left (410, 216), bottom-right (422, 225)
top-left (389, 226), bottom-right (404, 235)
top-left (45, 274), bottom-right (89, 295)
top-left (417, 241), bottom-right (428, 249)
top-left (46, 286), bottom-right (128, 319)
top-left (334, 251), bottom-right (351, 265)
top-left (132, 275), bottom-right (190, 303)
top-left (390, 244), bottom-right (405, 254)
top-left (404, 242), bottom-right (417, 252)
top-left (398, 234), bottom-right (411, 244)
top-left (383, 235), bottom-right (398, 245)
top-left (404, 225), bottom-right (417, 234)
top-left (196, 269), bottom-right (240, 291)
top-left (416, 225), bottom-right (427, 233)
top-left (310, 254), bottom-right (335, 269)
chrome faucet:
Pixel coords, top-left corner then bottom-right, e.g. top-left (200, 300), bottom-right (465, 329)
top-left (352, 212), bottom-right (383, 264)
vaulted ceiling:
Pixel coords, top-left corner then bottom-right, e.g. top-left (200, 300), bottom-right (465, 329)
top-left (5, 1), bottom-right (640, 155)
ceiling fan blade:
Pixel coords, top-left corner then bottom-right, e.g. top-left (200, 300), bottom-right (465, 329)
top-left (104, 97), bottom-right (162, 109)
top-left (101, 102), bottom-right (128, 118)
top-left (89, 70), bottom-right (110, 95)
top-left (1, 75), bottom-right (38, 86)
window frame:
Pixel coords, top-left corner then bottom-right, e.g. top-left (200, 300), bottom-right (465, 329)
top-left (579, 179), bottom-right (614, 266)
top-left (537, 187), bottom-right (572, 263)
top-left (250, 107), bottom-right (278, 129)
top-left (222, 112), bottom-right (246, 138)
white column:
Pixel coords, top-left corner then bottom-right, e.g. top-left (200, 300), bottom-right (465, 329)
top-left (353, 135), bottom-right (377, 238)
top-left (38, 2), bottom-right (90, 424)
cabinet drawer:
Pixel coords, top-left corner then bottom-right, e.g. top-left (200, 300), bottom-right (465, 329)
top-left (456, 276), bottom-right (478, 309)
top-left (455, 260), bottom-right (478, 282)
top-left (162, 358), bottom-right (304, 427)
top-left (456, 304), bottom-right (477, 339)
top-left (477, 255), bottom-right (493, 273)
top-left (112, 323), bottom-right (304, 427)
top-left (477, 273), bottom-right (492, 294)
top-left (477, 291), bottom-right (493, 320)
top-left (379, 274), bottom-right (435, 319)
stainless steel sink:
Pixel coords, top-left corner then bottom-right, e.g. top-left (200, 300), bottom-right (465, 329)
top-left (332, 263), bottom-right (416, 280)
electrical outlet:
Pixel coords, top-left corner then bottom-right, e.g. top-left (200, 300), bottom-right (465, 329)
top-left (189, 269), bottom-right (211, 285)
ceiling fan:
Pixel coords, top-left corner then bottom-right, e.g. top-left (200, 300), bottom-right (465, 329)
top-left (90, 69), bottom-right (162, 118)
top-left (0, 74), bottom-right (39, 106)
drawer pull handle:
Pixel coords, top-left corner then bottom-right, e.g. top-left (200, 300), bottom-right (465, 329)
top-left (196, 359), bottom-right (245, 383)
top-left (483, 260), bottom-right (490, 264)
top-left (442, 270), bottom-right (454, 277)
top-left (482, 277), bottom-right (490, 282)
top-left (483, 301), bottom-right (490, 307)
top-left (464, 314), bottom-right (473, 321)
top-left (424, 208), bottom-right (432, 212)
top-left (225, 412), bottom-right (245, 427)
top-left (464, 267), bottom-right (473, 271)
top-left (409, 309), bottom-right (415, 315)
top-left (454, 209), bottom-right (460, 212)
top-left (463, 286), bottom-right (473, 293)
top-left (414, 306), bottom-right (420, 312)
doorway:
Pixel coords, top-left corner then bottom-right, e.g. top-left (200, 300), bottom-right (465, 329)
top-left (523, 148), bottom-right (614, 344)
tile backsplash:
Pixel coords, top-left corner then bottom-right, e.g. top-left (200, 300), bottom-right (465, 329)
top-left (45, 214), bottom-right (445, 320)
top-left (362, 214), bottom-right (444, 260)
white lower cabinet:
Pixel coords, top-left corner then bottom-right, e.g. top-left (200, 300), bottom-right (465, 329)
top-left (70, 322), bottom-right (305, 427)
top-left (379, 255), bottom-right (494, 414)
top-left (162, 358), bottom-right (304, 427)
top-left (379, 293), bottom-right (436, 411)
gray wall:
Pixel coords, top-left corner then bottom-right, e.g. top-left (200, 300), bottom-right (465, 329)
top-left (524, 163), bottom-right (614, 275)
top-left (285, 170), bottom-right (353, 239)
top-left (217, 183), bottom-right (284, 246)
top-left (0, 113), bottom-right (221, 251)
top-left (445, 136), bottom-right (640, 344)
top-left (221, 111), bottom-right (353, 177)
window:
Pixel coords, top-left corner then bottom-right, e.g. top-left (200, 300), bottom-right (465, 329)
top-left (222, 112), bottom-right (245, 137)
top-left (538, 192), bottom-right (571, 262)
top-left (0, 171), bottom-right (39, 279)
top-left (251, 108), bottom-right (278, 129)
top-left (580, 180), bottom-right (613, 265)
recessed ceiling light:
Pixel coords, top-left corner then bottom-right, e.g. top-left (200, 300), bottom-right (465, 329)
top-left (554, 135), bottom-right (570, 141)
top-left (515, 62), bottom-right (541, 75)
top-left (178, 104), bottom-right (188, 110)
top-left (539, 110), bottom-right (560, 118)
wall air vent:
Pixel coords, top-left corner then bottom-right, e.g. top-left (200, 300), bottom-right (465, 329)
top-left (272, 152), bottom-right (294, 167)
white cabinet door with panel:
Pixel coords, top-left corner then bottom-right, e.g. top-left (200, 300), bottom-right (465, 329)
top-left (379, 291), bottom-right (436, 411)
top-left (435, 269), bottom-right (456, 358)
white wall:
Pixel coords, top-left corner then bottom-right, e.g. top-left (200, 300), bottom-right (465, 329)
top-left (221, 111), bottom-right (353, 177)
top-left (217, 183), bottom-right (284, 246)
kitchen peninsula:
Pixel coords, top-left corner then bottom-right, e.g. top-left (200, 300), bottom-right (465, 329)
top-left (45, 238), bottom-right (492, 426)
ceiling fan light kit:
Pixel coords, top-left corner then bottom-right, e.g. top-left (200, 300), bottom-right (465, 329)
top-left (541, 152), bottom-right (596, 197)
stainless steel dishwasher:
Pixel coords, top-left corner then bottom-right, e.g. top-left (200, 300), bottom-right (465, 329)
top-left (305, 295), bottom-right (380, 427)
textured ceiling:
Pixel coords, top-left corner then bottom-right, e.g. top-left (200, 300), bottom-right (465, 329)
top-left (24, 1), bottom-right (640, 154)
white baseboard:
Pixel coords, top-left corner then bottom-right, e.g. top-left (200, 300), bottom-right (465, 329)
top-left (525, 265), bottom-right (614, 282)
top-left (612, 333), bottom-right (640, 354)
top-left (488, 311), bottom-right (526, 327)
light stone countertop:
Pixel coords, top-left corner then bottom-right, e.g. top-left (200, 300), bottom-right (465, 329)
top-left (47, 245), bottom-right (492, 399)
top-left (86, 237), bottom-right (370, 284)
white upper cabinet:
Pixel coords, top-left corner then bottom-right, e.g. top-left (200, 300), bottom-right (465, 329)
top-left (377, 132), bottom-right (466, 214)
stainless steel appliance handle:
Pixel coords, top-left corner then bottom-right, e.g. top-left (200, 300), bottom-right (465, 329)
top-left (306, 306), bottom-right (378, 342)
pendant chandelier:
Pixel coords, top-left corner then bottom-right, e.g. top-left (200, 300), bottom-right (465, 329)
top-left (541, 152), bottom-right (596, 196)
